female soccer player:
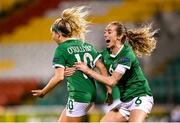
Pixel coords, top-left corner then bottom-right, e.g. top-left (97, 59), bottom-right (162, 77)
top-left (31, 6), bottom-right (108, 122)
top-left (75, 21), bottom-right (158, 122)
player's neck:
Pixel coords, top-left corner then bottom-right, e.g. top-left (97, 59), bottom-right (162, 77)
top-left (110, 44), bottom-right (123, 55)
top-left (59, 37), bottom-right (73, 44)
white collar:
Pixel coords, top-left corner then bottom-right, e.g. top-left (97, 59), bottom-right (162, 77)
top-left (110, 45), bottom-right (124, 58)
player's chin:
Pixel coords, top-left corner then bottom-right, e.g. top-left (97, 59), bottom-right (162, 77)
top-left (106, 44), bottom-right (111, 48)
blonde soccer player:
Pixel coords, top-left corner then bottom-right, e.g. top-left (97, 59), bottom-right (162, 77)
top-left (32, 6), bottom-right (108, 122)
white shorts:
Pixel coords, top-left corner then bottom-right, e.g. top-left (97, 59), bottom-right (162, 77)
top-left (66, 98), bottom-right (94, 117)
top-left (102, 98), bottom-right (121, 113)
top-left (119, 95), bottom-right (154, 120)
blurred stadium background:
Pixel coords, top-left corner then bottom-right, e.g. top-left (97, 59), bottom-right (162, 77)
top-left (0, 0), bottom-right (180, 122)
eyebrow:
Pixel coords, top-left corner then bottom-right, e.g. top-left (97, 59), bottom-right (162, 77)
top-left (107, 29), bottom-right (112, 32)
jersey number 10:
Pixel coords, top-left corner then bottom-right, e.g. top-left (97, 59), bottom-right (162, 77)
top-left (75, 53), bottom-right (93, 79)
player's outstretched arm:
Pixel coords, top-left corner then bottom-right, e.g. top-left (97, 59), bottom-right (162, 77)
top-left (32, 67), bottom-right (64, 98)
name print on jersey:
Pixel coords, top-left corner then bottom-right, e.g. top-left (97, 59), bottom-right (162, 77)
top-left (67, 45), bottom-right (92, 54)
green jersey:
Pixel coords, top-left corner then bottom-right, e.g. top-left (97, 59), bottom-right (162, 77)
top-left (52, 38), bottom-right (101, 103)
top-left (95, 82), bottom-right (120, 103)
top-left (101, 42), bottom-right (152, 102)
top-left (95, 51), bottom-right (120, 103)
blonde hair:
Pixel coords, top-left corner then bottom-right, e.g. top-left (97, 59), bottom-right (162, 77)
top-left (51, 6), bottom-right (90, 38)
top-left (110, 21), bottom-right (158, 57)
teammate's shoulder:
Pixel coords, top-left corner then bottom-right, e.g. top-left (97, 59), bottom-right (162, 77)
top-left (55, 44), bottom-right (67, 53)
top-left (121, 43), bottom-right (132, 54)
top-left (56, 44), bottom-right (64, 49)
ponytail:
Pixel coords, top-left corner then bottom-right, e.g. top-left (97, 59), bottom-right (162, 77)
top-left (51, 6), bottom-right (90, 38)
top-left (126, 24), bottom-right (158, 57)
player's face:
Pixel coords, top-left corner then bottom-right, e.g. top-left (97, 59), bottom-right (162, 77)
top-left (104, 24), bottom-right (119, 49)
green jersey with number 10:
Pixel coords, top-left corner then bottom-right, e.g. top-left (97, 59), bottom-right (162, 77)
top-left (53, 39), bottom-right (101, 103)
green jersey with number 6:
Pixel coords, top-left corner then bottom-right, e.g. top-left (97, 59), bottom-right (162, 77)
top-left (101, 42), bottom-right (152, 102)
top-left (95, 51), bottom-right (120, 103)
top-left (52, 39), bottom-right (101, 103)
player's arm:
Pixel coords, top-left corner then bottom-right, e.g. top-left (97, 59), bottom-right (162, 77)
top-left (32, 67), bottom-right (64, 97)
top-left (95, 59), bottom-right (112, 93)
top-left (76, 62), bottom-right (123, 87)
top-left (95, 59), bottom-right (113, 105)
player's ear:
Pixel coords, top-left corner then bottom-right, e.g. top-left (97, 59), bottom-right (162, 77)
top-left (57, 33), bottom-right (62, 40)
top-left (117, 35), bottom-right (122, 41)
top-left (117, 35), bottom-right (125, 41)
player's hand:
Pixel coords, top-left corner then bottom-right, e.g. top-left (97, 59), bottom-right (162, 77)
top-left (31, 90), bottom-right (45, 98)
top-left (64, 66), bottom-right (76, 77)
top-left (106, 93), bottom-right (113, 106)
top-left (75, 62), bottom-right (89, 73)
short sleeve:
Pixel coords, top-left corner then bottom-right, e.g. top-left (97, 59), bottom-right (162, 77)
top-left (52, 47), bottom-right (66, 68)
top-left (90, 47), bottom-right (102, 68)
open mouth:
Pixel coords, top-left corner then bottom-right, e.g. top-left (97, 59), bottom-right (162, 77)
top-left (106, 40), bottom-right (110, 43)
